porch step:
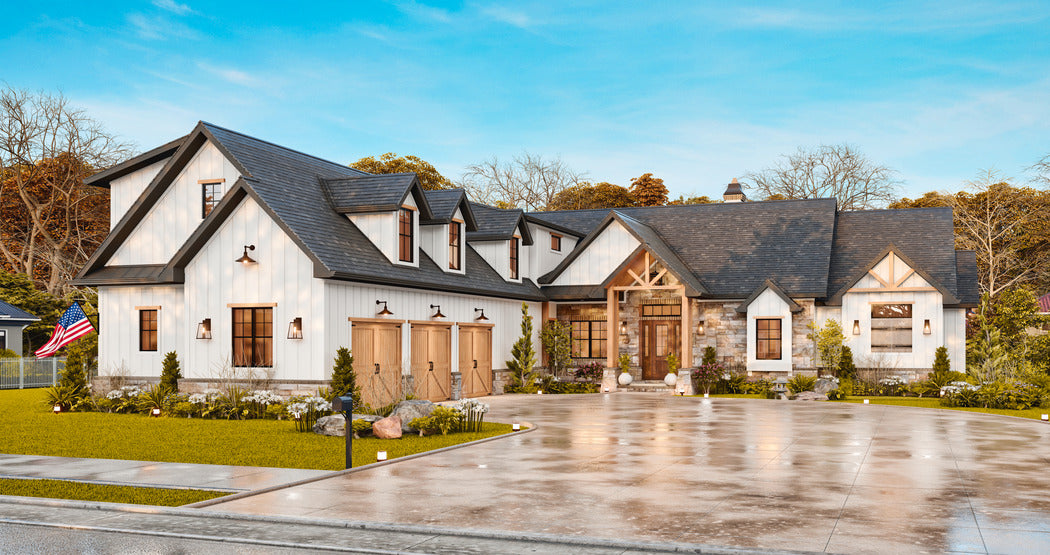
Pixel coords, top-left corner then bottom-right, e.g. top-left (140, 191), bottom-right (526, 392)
top-left (622, 380), bottom-right (674, 392)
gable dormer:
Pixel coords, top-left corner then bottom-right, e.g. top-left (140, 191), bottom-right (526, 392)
top-left (322, 173), bottom-right (433, 267)
top-left (467, 203), bottom-right (534, 282)
top-left (420, 189), bottom-right (478, 274)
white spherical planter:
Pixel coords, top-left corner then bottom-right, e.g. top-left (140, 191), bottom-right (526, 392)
top-left (663, 372), bottom-right (678, 387)
top-left (618, 372), bottom-right (634, 386)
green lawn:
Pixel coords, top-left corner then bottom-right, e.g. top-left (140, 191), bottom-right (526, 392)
top-left (832, 396), bottom-right (1049, 420)
top-left (0, 389), bottom-right (513, 470)
top-left (0, 477), bottom-right (228, 506)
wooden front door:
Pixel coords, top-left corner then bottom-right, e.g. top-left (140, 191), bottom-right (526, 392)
top-left (459, 325), bottom-right (493, 397)
top-left (411, 324), bottom-right (452, 402)
top-left (641, 320), bottom-right (680, 380)
top-left (351, 321), bottom-right (402, 408)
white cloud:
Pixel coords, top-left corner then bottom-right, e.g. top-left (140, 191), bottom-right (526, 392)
top-left (389, 0), bottom-right (452, 23)
top-left (478, 5), bottom-right (534, 29)
top-left (126, 13), bottom-right (199, 40)
top-left (152, 0), bottom-right (195, 16)
top-left (197, 63), bottom-right (264, 89)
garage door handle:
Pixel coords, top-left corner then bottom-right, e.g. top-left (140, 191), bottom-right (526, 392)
top-left (428, 361), bottom-right (433, 371)
top-left (374, 363), bottom-right (380, 374)
top-left (473, 359), bottom-right (477, 369)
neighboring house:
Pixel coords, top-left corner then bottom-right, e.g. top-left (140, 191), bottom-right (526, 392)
top-left (0, 300), bottom-right (40, 356)
top-left (74, 122), bottom-right (978, 404)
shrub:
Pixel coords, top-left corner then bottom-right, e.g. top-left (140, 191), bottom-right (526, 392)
top-left (410, 406), bottom-right (462, 435)
top-left (742, 378), bottom-right (773, 397)
top-left (329, 347), bottom-right (361, 408)
top-left (876, 375), bottom-right (908, 396)
top-left (135, 384), bottom-right (171, 414)
top-left (666, 352), bottom-right (680, 375)
top-left (172, 401), bottom-right (197, 417)
top-left (701, 346), bottom-right (717, 366)
top-left (159, 351), bottom-right (182, 394)
top-left (714, 370), bottom-right (747, 394)
top-left (505, 303), bottom-right (538, 393)
top-left (540, 320), bottom-right (572, 377)
top-left (692, 363), bottom-right (722, 395)
top-left (351, 419), bottom-right (373, 437)
top-left (932, 346), bottom-right (951, 374)
top-left (59, 345), bottom-right (88, 400)
top-left (838, 346), bottom-right (856, 380)
top-left (787, 374), bottom-right (817, 394)
top-left (827, 377), bottom-right (853, 400)
top-left (618, 353), bottom-right (631, 374)
top-left (0, 348), bottom-right (16, 358)
top-left (44, 385), bottom-right (80, 411)
top-left (265, 403), bottom-right (287, 420)
top-left (807, 319), bottom-right (845, 373)
top-left (574, 362), bottom-right (604, 382)
top-left (547, 381), bottom-right (600, 394)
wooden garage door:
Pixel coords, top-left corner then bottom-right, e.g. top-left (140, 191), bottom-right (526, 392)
top-left (411, 323), bottom-right (452, 402)
top-left (459, 325), bottom-right (493, 398)
top-left (351, 320), bottom-right (402, 409)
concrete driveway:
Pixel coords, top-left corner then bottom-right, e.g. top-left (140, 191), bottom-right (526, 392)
top-left (211, 394), bottom-right (1050, 554)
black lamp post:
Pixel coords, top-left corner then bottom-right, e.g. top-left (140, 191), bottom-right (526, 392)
top-left (332, 395), bottom-right (354, 468)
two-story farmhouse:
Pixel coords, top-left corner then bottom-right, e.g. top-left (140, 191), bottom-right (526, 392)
top-left (75, 122), bottom-right (978, 404)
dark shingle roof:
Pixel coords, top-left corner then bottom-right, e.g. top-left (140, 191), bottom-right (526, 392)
top-left (954, 251), bottom-right (980, 307)
top-left (423, 189), bottom-right (479, 230)
top-left (527, 209), bottom-right (610, 236)
top-left (467, 203), bottom-right (533, 245)
top-left (0, 300), bottom-right (39, 322)
top-left (322, 174), bottom-right (419, 213)
top-left (827, 208), bottom-right (960, 302)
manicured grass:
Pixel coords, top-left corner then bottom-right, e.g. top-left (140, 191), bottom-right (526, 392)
top-left (702, 393), bottom-right (765, 399)
top-left (0, 477), bottom-right (228, 506)
top-left (0, 389), bottom-right (514, 470)
top-left (832, 396), bottom-right (1049, 421)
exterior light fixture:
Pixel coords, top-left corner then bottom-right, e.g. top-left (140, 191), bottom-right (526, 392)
top-left (863, 399), bottom-right (870, 404)
top-left (696, 320), bottom-right (705, 335)
top-left (1042, 414), bottom-right (1049, 422)
top-left (151, 407), bottom-right (161, 417)
top-left (620, 321), bottom-right (627, 335)
top-left (853, 320), bottom-right (860, 335)
top-left (376, 300), bottom-right (393, 316)
top-left (287, 317), bottom-right (303, 339)
top-left (923, 319), bottom-right (931, 335)
top-left (376, 451), bottom-right (388, 462)
top-left (53, 404), bottom-right (61, 414)
top-left (196, 318), bottom-right (212, 340)
top-left (512, 423), bottom-right (521, 431)
top-left (430, 304), bottom-right (445, 318)
top-left (235, 244), bottom-right (256, 265)
top-left (474, 307), bottom-right (488, 321)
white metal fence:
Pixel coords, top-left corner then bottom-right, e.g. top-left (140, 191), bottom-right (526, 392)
top-left (0, 358), bottom-right (66, 389)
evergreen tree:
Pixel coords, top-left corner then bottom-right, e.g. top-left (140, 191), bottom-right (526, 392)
top-left (160, 351), bottom-right (182, 394)
top-left (932, 346), bottom-right (951, 374)
top-left (838, 346), bottom-right (857, 380)
top-left (540, 320), bottom-right (571, 377)
top-left (60, 344), bottom-right (87, 395)
top-left (702, 346), bottom-right (717, 366)
top-left (330, 347), bottom-right (361, 407)
top-left (506, 303), bottom-right (537, 393)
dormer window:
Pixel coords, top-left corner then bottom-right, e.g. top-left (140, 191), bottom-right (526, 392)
top-left (509, 237), bottom-right (519, 280)
top-left (551, 234), bottom-right (562, 252)
top-left (449, 222), bottom-right (461, 271)
top-left (201, 180), bottom-right (224, 218)
top-left (398, 207), bottom-right (414, 262)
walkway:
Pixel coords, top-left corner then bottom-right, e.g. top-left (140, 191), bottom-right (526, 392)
top-left (203, 394), bottom-right (1050, 554)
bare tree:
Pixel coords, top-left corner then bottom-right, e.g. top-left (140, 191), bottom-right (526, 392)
top-left (0, 87), bottom-right (131, 294)
top-left (744, 144), bottom-right (901, 210)
top-left (1028, 153), bottom-right (1050, 187)
top-left (460, 152), bottom-right (586, 211)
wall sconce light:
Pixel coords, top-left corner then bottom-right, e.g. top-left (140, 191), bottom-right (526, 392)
top-left (53, 404), bottom-right (62, 414)
top-left (236, 244), bottom-right (256, 265)
top-left (430, 304), bottom-right (445, 318)
top-left (376, 300), bottom-right (393, 316)
top-left (151, 407), bottom-right (161, 417)
top-left (620, 321), bottom-right (627, 335)
top-left (474, 307), bottom-right (488, 321)
top-left (196, 318), bottom-right (212, 340)
top-left (853, 320), bottom-right (860, 335)
top-left (923, 319), bottom-right (931, 335)
top-left (696, 320), bottom-right (705, 335)
top-left (287, 317), bottom-right (303, 339)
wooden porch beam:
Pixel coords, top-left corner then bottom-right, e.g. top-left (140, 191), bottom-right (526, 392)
top-left (680, 289), bottom-right (692, 367)
top-left (606, 286), bottom-right (618, 369)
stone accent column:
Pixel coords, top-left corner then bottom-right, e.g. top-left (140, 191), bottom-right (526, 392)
top-left (451, 372), bottom-right (462, 400)
top-left (675, 370), bottom-right (695, 395)
top-left (602, 367), bottom-right (618, 392)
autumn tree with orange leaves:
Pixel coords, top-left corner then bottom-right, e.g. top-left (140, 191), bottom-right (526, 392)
top-left (0, 87), bottom-right (130, 294)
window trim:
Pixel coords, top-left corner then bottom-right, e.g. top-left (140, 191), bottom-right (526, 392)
top-left (139, 309), bottom-right (158, 352)
top-left (398, 207), bottom-right (414, 263)
top-left (509, 236), bottom-right (519, 280)
top-left (200, 180), bottom-right (224, 218)
top-left (870, 303), bottom-right (913, 353)
top-left (0, 329), bottom-right (6, 351)
top-left (550, 233), bottom-right (562, 252)
top-left (448, 221), bottom-right (461, 271)
top-left (755, 318), bottom-right (781, 360)
top-left (570, 320), bottom-right (607, 359)
top-left (232, 307), bottom-right (274, 368)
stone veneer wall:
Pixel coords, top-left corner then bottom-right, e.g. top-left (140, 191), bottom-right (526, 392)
top-left (691, 298), bottom-right (816, 375)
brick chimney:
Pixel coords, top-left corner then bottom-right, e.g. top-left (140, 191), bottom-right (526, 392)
top-left (723, 178), bottom-right (746, 203)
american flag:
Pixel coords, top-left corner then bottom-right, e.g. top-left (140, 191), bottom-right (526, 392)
top-left (35, 303), bottom-right (95, 358)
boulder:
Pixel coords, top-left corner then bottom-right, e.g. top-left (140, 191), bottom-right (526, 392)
top-left (794, 391), bottom-right (828, 401)
top-left (373, 415), bottom-right (403, 439)
top-left (391, 399), bottom-right (437, 432)
top-left (312, 413), bottom-right (383, 437)
top-left (814, 378), bottom-right (838, 396)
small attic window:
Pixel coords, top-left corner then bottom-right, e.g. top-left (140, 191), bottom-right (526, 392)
top-left (509, 237), bottom-right (519, 280)
top-left (398, 207), bottom-right (414, 263)
top-left (449, 222), bottom-right (461, 271)
top-left (551, 234), bottom-right (562, 252)
top-left (201, 180), bottom-right (224, 218)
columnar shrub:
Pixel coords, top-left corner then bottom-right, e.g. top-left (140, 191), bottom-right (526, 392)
top-left (160, 351), bottom-right (182, 394)
top-left (540, 320), bottom-right (572, 377)
top-left (838, 346), bottom-right (857, 380)
top-left (701, 346), bottom-right (717, 366)
top-left (330, 347), bottom-right (361, 407)
top-left (505, 303), bottom-right (537, 393)
top-left (60, 344), bottom-right (88, 396)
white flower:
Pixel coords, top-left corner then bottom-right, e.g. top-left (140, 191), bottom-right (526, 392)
top-left (106, 390), bottom-right (123, 399)
top-left (188, 393), bottom-right (209, 405)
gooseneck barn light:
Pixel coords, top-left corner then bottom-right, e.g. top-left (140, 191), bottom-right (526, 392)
top-left (474, 307), bottom-right (488, 321)
top-left (236, 245), bottom-right (256, 265)
top-left (430, 304), bottom-right (445, 318)
top-left (376, 300), bottom-right (393, 316)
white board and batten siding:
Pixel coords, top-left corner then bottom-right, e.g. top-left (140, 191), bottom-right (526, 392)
top-left (528, 223), bottom-right (577, 278)
top-left (746, 288), bottom-right (793, 373)
top-left (323, 281), bottom-right (540, 378)
top-left (419, 208), bottom-right (466, 273)
top-left (182, 196), bottom-right (326, 382)
top-left (550, 221), bottom-right (638, 286)
top-left (108, 159), bottom-right (168, 229)
top-left (110, 142), bottom-right (241, 266)
top-left (98, 286), bottom-right (185, 377)
top-left (471, 240), bottom-right (531, 282)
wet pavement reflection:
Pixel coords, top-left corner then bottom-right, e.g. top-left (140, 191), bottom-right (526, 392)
top-left (212, 394), bottom-right (1050, 553)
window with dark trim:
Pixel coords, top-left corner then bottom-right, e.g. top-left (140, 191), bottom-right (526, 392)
top-left (139, 309), bottom-right (158, 352)
top-left (756, 318), bottom-right (781, 360)
top-left (232, 307), bottom-right (273, 367)
top-left (509, 237), bottom-right (519, 279)
top-left (398, 208), bottom-right (414, 262)
top-left (449, 222), bottom-right (461, 270)
top-left (551, 234), bottom-right (562, 252)
top-left (871, 303), bottom-right (912, 352)
top-left (570, 320), bottom-right (607, 359)
top-left (202, 182), bottom-right (223, 218)
top-left (0, 330), bottom-right (6, 351)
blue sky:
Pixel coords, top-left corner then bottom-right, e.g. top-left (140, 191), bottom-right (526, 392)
top-left (4, 1), bottom-right (1050, 200)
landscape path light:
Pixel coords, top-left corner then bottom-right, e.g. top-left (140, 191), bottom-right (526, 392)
top-left (376, 451), bottom-right (388, 462)
top-left (332, 395), bottom-right (354, 469)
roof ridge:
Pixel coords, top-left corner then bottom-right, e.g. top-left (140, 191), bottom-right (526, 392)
top-left (200, 121), bottom-right (369, 177)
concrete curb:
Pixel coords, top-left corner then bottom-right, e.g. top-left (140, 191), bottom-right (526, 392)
top-left (185, 423), bottom-right (537, 508)
top-left (0, 496), bottom-right (824, 555)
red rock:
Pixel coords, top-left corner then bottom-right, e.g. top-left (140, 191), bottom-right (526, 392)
top-left (372, 415), bottom-right (403, 439)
